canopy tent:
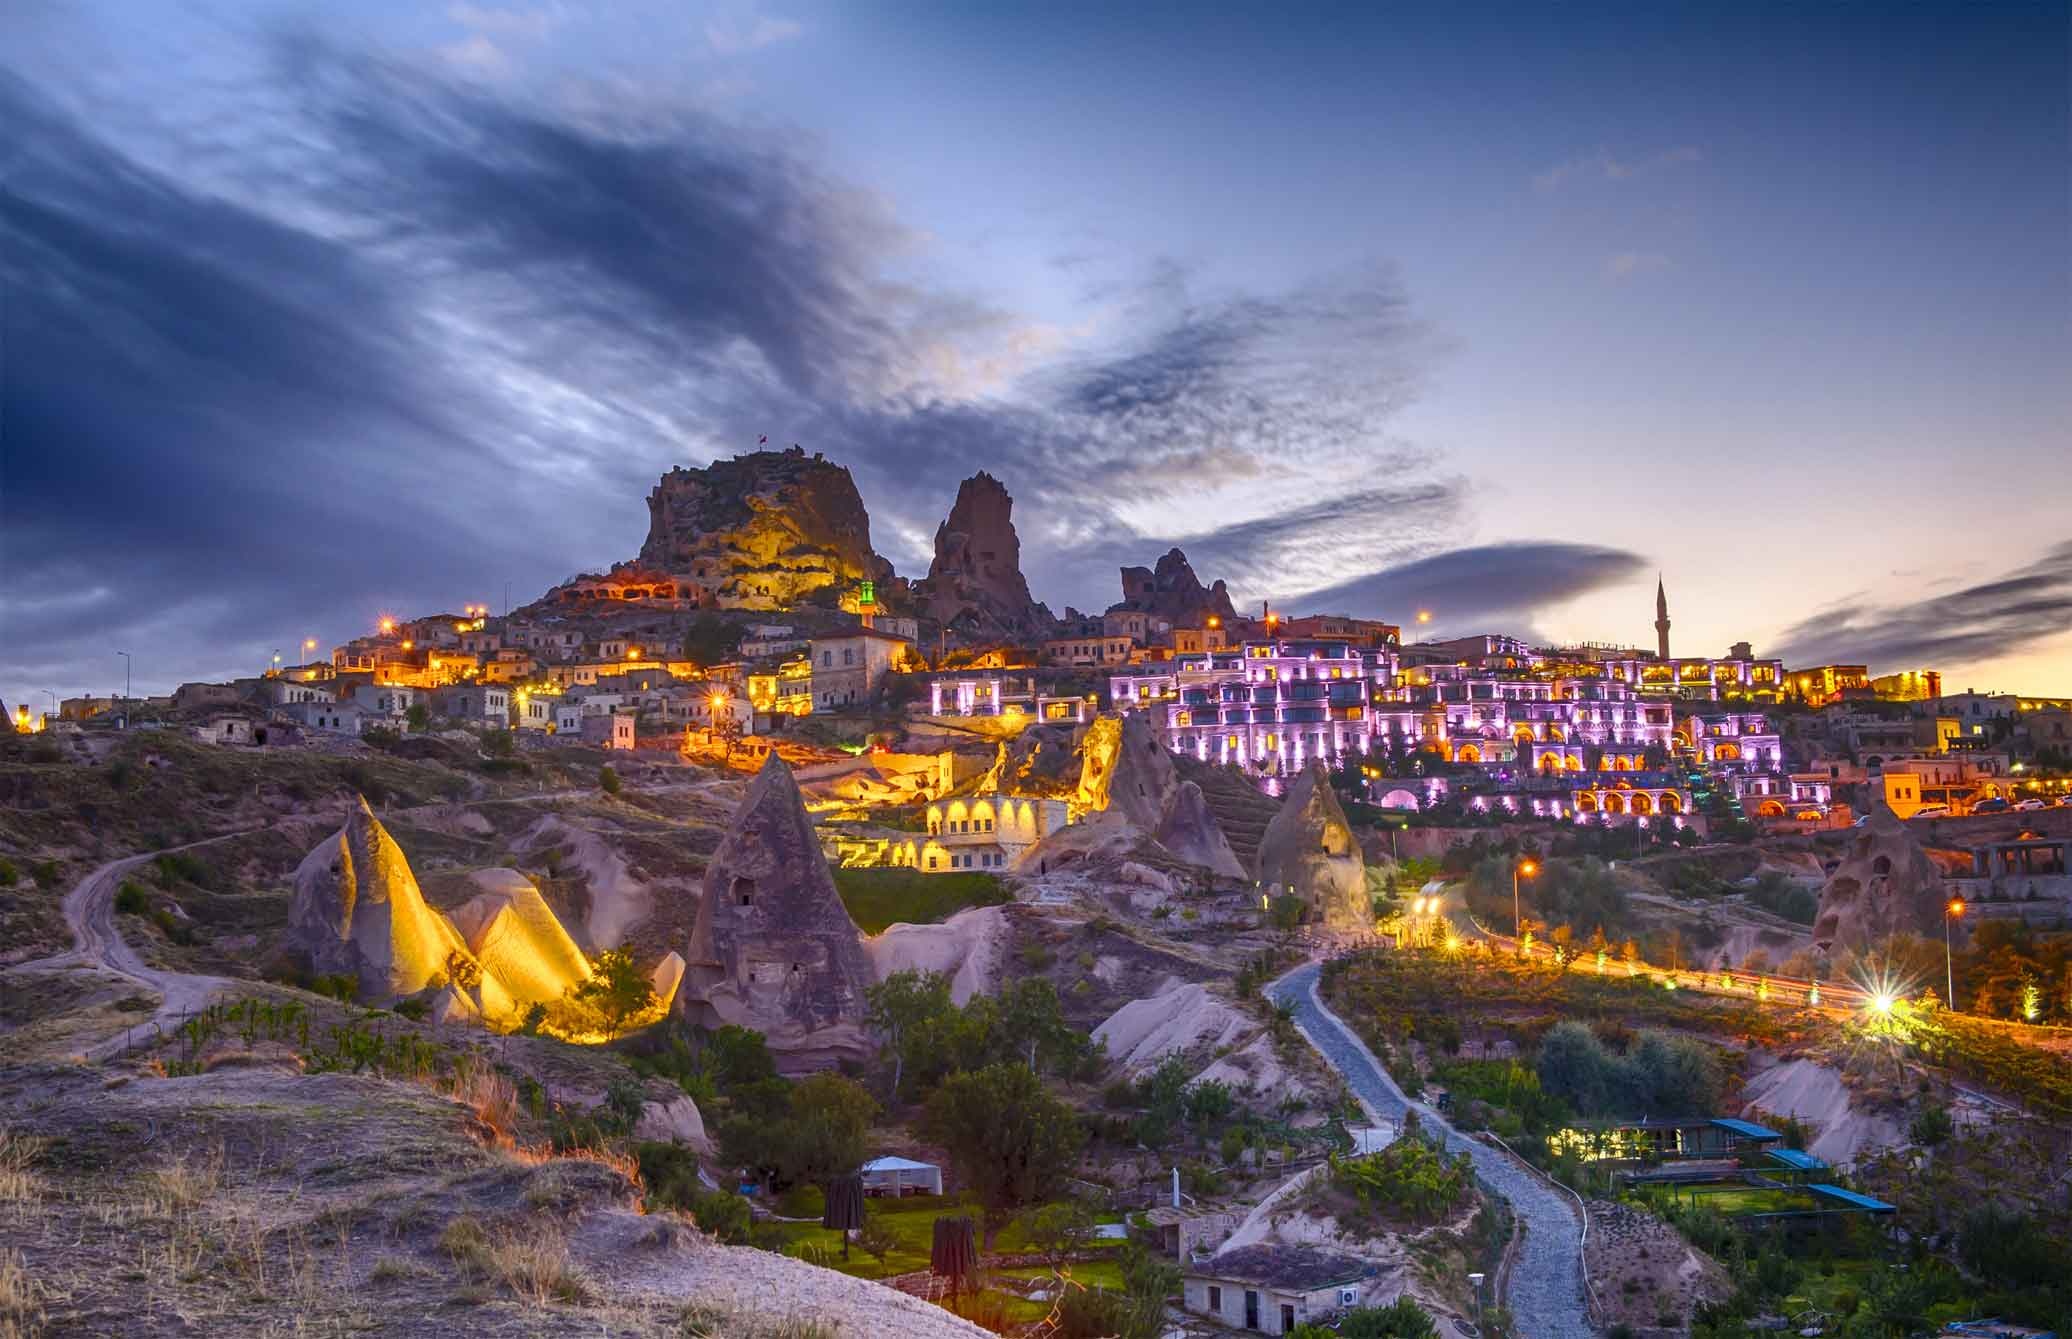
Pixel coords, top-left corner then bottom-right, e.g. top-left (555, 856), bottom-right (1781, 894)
top-left (860, 1155), bottom-right (943, 1197)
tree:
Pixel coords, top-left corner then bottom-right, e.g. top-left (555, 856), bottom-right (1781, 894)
top-left (923, 1062), bottom-right (1086, 1248)
top-left (865, 968), bottom-right (957, 1097)
top-left (599, 764), bottom-right (622, 796)
top-left (570, 945), bottom-right (654, 1040)
top-left (785, 1073), bottom-right (877, 1190)
top-left (406, 703), bottom-right (430, 732)
top-left (994, 977), bottom-right (1086, 1075)
top-left (1298, 1297), bottom-right (1439, 1339)
top-left (1020, 1199), bottom-right (1097, 1263)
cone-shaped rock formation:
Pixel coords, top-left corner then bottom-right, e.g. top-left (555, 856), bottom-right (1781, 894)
top-left (682, 753), bottom-right (877, 1068)
top-left (288, 796), bottom-right (472, 1001)
top-left (450, 869), bottom-right (594, 1012)
top-left (1254, 762), bottom-right (1368, 931)
top-left (1811, 806), bottom-right (1947, 954)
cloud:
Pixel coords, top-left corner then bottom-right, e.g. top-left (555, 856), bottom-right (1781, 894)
top-left (1534, 145), bottom-right (1701, 192)
top-left (704, 14), bottom-right (803, 55)
top-left (1769, 542), bottom-right (2072, 673)
top-left (1604, 250), bottom-right (1670, 279)
top-left (1289, 542), bottom-right (1650, 636)
top-left (0, 32), bottom-right (1440, 705)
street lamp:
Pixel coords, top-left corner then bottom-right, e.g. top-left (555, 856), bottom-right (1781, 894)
top-left (1513, 859), bottom-right (1538, 942)
top-left (116, 651), bottom-right (131, 709)
top-left (1944, 897), bottom-right (1966, 1009)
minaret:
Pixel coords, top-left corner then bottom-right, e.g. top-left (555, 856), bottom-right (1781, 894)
top-left (1654, 575), bottom-right (1671, 660)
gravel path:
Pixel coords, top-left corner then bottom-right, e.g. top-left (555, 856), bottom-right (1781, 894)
top-left (1268, 962), bottom-right (1596, 1339)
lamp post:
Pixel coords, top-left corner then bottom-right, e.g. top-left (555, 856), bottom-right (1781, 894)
top-left (1944, 897), bottom-right (1965, 1010)
top-left (1513, 859), bottom-right (1538, 943)
top-left (116, 651), bottom-right (131, 710)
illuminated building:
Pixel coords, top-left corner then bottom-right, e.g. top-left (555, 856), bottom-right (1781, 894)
top-left (1785, 664), bottom-right (1871, 706)
top-left (922, 673), bottom-right (1089, 723)
top-left (811, 627), bottom-right (913, 711)
top-left (1111, 639), bottom-right (1387, 775)
top-left (880, 796), bottom-right (1073, 873)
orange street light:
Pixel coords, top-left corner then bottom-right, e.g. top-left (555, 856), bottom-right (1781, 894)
top-left (1514, 859), bottom-right (1539, 942)
top-left (1417, 610), bottom-right (1433, 625)
top-left (1944, 897), bottom-right (1966, 1010)
top-left (379, 617), bottom-right (396, 634)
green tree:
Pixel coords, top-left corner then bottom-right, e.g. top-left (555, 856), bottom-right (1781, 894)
top-left (570, 945), bottom-right (654, 1040)
top-left (405, 703), bottom-right (429, 732)
top-left (923, 1062), bottom-right (1086, 1248)
top-left (1020, 1199), bottom-right (1097, 1263)
top-left (1297, 1297), bottom-right (1439, 1339)
top-left (865, 968), bottom-right (957, 1097)
top-left (599, 764), bottom-right (622, 796)
top-left (784, 1073), bottom-right (877, 1190)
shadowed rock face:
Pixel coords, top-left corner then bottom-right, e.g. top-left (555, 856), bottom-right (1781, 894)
top-left (288, 795), bottom-right (470, 1000)
top-left (916, 472), bottom-right (1053, 639)
top-left (1254, 762), bottom-right (1368, 931)
top-left (683, 754), bottom-right (876, 1068)
top-left (1111, 548), bottom-right (1237, 627)
top-left (1812, 807), bottom-right (1946, 954)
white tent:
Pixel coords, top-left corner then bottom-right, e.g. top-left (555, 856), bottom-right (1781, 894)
top-left (859, 1155), bottom-right (943, 1197)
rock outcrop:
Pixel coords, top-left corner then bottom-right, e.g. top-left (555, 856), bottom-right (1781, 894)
top-left (1110, 548), bottom-right (1237, 628)
top-left (1255, 762), bottom-right (1369, 931)
top-left (449, 869), bottom-right (594, 1013)
top-left (636, 446), bottom-right (892, 610)
top-left (914, 472), bottom-right (1053, 640)
top-left (976, 723), bottom-right (1084, 799)
top-left (287, 796), bottom-right (472, 1001)
top-left (1811, 807), bottom-right (1946, 954)
top-left (681, 753), bottom-right (877, 1069)
top-left (1068, 714), bottom-right (1246, 879)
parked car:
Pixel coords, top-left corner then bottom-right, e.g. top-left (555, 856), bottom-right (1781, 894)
top-left (1910, 804), bottom-right (1951, 819)
top-left (2014, 798), bottom-right (2048, 811)
top-left (1972, 798), bottom-right (2010, 814)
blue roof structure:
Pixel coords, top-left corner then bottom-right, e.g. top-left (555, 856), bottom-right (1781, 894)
top-left (1710, 1117), bottom-right (1783, 1141)
top-left (1767, 1148), bottom-right (1828, 1172)
top-left (1808, 1184), bottom-right (1896, 1213)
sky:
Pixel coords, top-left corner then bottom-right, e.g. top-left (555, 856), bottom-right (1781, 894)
top-left (3, 0), bottom-right (2069, 711)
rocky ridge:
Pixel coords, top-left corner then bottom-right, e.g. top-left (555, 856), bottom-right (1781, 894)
top-left (913, 471), bottom-right (1054, 640)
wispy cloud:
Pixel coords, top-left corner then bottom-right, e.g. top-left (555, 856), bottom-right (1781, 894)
top-left (1604, 250), bottom-right (1670, 279)
top-left (704, 13), bottom-right (804, 55)
top-left (1770, 542), bottom-right (2072, 673)
top-left (1534, 145), bottom-right (1701, 191)
top-left (0, 35), bottom-right (1441, 701)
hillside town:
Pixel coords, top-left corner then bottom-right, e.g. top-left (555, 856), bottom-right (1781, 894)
top-left (7, 446), bottom-right (2071, 1339)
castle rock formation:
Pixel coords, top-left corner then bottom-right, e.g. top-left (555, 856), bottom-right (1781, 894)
top-left (636, 446), bottom-right (892, 610)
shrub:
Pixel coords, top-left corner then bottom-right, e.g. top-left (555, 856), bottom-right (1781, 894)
top-left (393, 998), bottom-right (429, 1021)
top-left (31, 861), bottom-right (61, 890)
top-left (0, 858), bottom-right (15, 887)
top-left (311, 974), bottom-right (359, 1004)
top-left (114, 881), bottom-right (150, 915)
top-left (1333, 1297), bottom-right (1439, 1339)
top-left (599, 765), bottom-right (621, 797)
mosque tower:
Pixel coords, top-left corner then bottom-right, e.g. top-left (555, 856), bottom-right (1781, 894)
top-left (1654, 575), bottom-right (1672, 660)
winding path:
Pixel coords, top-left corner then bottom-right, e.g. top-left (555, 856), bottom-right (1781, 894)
top-left (1267, 961), bottom-right (1596, 1339)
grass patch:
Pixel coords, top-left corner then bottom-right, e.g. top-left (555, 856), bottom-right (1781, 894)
top-left (752, 1193), bottom-right (1120, 1281)
top-left (830, 868), bottom-right (1009, 935)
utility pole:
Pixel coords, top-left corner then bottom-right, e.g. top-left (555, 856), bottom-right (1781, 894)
top-left (117, 652), bottom-right (131, 710)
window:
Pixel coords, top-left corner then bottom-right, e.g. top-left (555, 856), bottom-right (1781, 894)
top-left (732, 877), bottom-right (756, 908)
top-left (1208, 1286), bottom-right (1222, 1313)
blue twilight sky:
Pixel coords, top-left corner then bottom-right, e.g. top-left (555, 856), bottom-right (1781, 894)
top-left (3, 0), bottom-right (2068, 711)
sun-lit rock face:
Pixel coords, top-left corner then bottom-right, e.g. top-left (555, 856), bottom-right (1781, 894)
top-left (288, 795), bottom-right (472, 1001)
top-left (1254, 761), bottom-right (1368, 931)
top-left (1812, 807), bottom-right (1946, 954)
top-left (450, 869), bottom-right (593, 1014)
top-left (1066, 714), bottom-right (1244, 878)
top-left (915, 471), bottom-right (1053, 639)
top-left (682, 754), bottom-right (876, 1069)
top-left (637, 447), bottom-right (892, 610)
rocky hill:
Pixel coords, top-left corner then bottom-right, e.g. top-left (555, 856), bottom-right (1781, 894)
top-left (1111, 546), bottom-right (1237, 626)
top-left (637, 445), bottom-right (892, 610)
top-left (913, 471), bottom-right (1054, 641)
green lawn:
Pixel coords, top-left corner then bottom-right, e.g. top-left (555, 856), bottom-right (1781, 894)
top-left (830, 868), bottom-right (1010, 934)
top-left (757, 1193), bottom-right (1122, 1280)
top-left (1672, 1184), bottom-right (1808, 1216)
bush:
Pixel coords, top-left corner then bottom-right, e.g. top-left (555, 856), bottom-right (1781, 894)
top-left (312, 973), bottom-right (359, 1003)
top-left (393, 998), bottom-right (429, 1021)
top-left (32, 860), bottom-right (62, 889)
top-left (0, 858), bottom-right (15, 886)
top-left (1535, 1021), bottom-right (1723, 1117)
top-left (1332, 1298), bottom-right (1439, 1339)
top-left (114, 881), bottom-right (151, 915)
top-left (599, 765), bottom-right (621, 796)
